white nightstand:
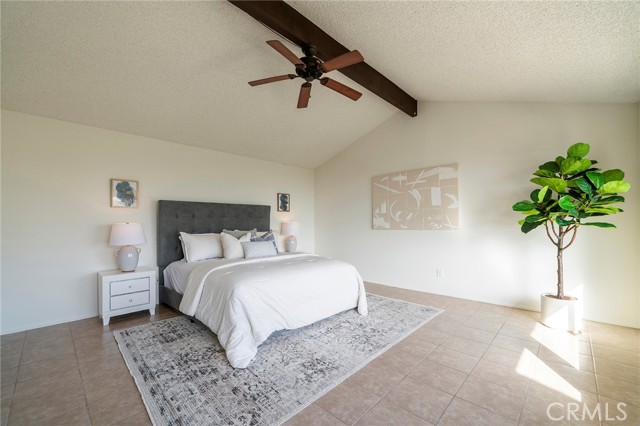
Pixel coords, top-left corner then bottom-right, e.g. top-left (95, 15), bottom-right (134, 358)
top-left (98, 267), bottom-right (157, 326)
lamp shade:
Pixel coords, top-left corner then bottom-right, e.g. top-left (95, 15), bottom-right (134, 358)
top-left (109, 223), bottom-right (146, 246)
top-left (281, 221), bottom-right (299, 236)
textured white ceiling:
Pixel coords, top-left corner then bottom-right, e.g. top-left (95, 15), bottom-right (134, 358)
top-left (2, 1), bottom-right (638, 169)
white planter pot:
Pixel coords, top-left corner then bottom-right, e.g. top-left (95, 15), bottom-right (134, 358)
top-left (540, 294), bottom-right (583, 333)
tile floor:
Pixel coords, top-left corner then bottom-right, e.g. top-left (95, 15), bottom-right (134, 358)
top-left (1, 283), bottom-right (638, 426)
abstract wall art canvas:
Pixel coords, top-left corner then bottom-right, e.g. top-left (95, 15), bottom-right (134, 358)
top-left (372, 164), bottom-right (459, 230)
top-left (111, 179), bottom-right (139, 208)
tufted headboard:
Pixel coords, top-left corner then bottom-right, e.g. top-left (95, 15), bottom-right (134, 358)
top-left (157, 200), bottom-right (271, 286)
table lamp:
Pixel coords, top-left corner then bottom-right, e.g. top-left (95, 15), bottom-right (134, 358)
top-left (281, 221), bottom-right (299, 253)
top-left (109, 222), bottom-right (146, 272)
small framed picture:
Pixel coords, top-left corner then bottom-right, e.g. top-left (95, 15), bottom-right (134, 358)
top-left (111, 179), bottom-right (139, 208)
top-left (277, 193), bottom-right (290, 212)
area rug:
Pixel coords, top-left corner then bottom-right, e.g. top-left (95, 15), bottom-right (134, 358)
top-left (114, 294), bottom-right (442, 426)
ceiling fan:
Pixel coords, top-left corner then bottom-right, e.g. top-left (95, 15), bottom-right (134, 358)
top-left (249, 40), bottom-right (365, 109)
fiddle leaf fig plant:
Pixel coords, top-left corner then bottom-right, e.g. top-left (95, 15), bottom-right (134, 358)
top-left (512, 142), bottom-right (630, 300)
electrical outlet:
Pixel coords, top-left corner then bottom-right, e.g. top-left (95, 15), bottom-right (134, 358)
top-left (436, 268), bottom-right (444, 278)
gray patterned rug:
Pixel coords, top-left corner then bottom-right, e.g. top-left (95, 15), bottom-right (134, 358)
top-left (114, 294), bottom-right (442, 426)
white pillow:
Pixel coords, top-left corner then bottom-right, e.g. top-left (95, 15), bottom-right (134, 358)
top-left (221, 232), bottom-right (251, 259)
top-left (179, 232), bottom-right (223, 263)
top-left (241, 241), bottom-right (278, 259)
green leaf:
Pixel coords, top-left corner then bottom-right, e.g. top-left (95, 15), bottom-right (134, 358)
top-left (582, 222), bottom-right (616, 228)
top-left (556, 216), bottom-right (575, 226)
top-left (592, 195), bottom-right (625, 205)
top-left (574, 177), bottom-right (593, 195)
top-left (586, 206), bottom-right (620, 214)
top-left (567, 142), bottom-right (590, 158)
top-left (530, 177), bottom-right (567, 193)
top-left (561, 158), bottom-right (591, 175)
top-left (558, 195), bottom-right (575, 211)
top-left (533, 169), bottom-right (556, 178)
top-left (513, 201), bottom-right (535, 211)
top-left (537, 186), bottom-right (549, 203)
top-left (539, 161), bottom-right (560, 173)
top-left (586, 171), bottom-right (605, 189)
top-left (601, 181), bottom-right (631, 194)
top-left (555, 156), bottom-right (565, 165)
top-left (603, 169), bottom-right (624, 182)
top-left (521, 220), bottom-right (544, 234)
top-left (524, 214), bottom-right (546, 223)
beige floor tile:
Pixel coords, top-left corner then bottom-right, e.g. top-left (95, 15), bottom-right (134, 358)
top-left (385, 376), bottom-right (452, 424)
top-left (9, 369), bottom-right (86, 425)
top-left (17, 352), bottom-right (79, 383)
top-left (75, 338), bottom-right (121, 365)
top-left (470, 358), bottom-right (531, 393)
top-left (0, 347), bottom-right (22, 370)
top-left (452, 325), bottom-right (496, 344)
top-left (86, 378), bottom-right (146, 426)
top-left (594, 356), bottom-right (640, 384)
top-left (19, 337), bottom-right (74, 365)
top-left (110, 410), bottom-right (153, 426)
top-left (24, 323), bottom-right (71, 343)
top-left (79, 353), bottom-right (128, 383)
top-left (355, 399), bottom-right (433, 426)
top-left (285, 403), bottom-right (346, 426)
top-left (498, 324), bottom-right (538, 342)
top-left (491, 334), bottom-right (540, 355)
top-left (457, 375), bottom-right (525, 421)
top-left (518, 394), bottom-right (600, 426)
top-left (591, 343), bottom-right (640, 367)
top-left (0, 367), bottom-right (18, 389)
top-left (427, 346), bottom-right (479, 374)
top-left (408, 358), bottom-right (468, 395)
top-left (526, 379), bottom-right (599, 409)
top-left (438, 397), bottom-right (516, 426)
top-left (344, 362), bottom-right (404, 397)
top-left (315, 381), bottom-right (380, 425)
top-left (537, 345), bottom-right (595, 372)
top-left (409, 326), bottom-right (450, 345)
top-left (0, 333), bottom-right (25, 347)
top-left (374, 342), bottom-right (428, 375)
top-left (1, 383), bottom-right (14, 421)
top-left (464, 317), bottom-right (504, 333)
top-left (533, 358), bottom-right (597, 394)
top-left (482, 345), bottom-right (535, 373)
top-left (596, 374), bottom-right (640, 407)
top-left (441, 336), bottom-right (488, 358)
top-left (599, 396), bottom-right (640, 426)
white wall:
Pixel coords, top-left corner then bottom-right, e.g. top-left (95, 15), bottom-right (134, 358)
top-left (316, 102), bottom-right (639, 328)
top-left (1, 110), bottom-right (315, 334)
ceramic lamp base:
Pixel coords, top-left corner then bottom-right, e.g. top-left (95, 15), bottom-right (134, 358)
top-left (115, 245), bottom-right (141, 272)
top-left (285, 236), bottom-right (297, 253)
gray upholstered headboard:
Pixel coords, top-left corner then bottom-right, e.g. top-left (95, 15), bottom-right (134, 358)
top-left (157, 200), bottom-right (271, 286)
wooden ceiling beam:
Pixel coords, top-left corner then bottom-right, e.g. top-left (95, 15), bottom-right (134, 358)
top-left (228, 0), bottom-right (418, 117)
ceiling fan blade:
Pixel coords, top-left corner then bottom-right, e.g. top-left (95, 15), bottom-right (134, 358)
top-left (248, 74), bottom-right (297, 86)
top-left (320, 50), bottom-right (364, 73)
top-left (320, 78), bottom-right (362, 101)
top-left (297, 82), bottom-right (312, 108)
top-left (266, 40), bottom-right (304, 66)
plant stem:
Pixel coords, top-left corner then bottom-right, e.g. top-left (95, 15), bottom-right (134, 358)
top-left (556, 228), bottom-right (564, 299)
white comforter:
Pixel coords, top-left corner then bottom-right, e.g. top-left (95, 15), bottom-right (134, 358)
top-left (179, 254), bottom-right (368, 368)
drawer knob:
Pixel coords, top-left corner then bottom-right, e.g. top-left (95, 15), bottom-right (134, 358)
top-left (129, 299), bottom-right (133, 302)
top-left (129, 285), bottom-right (132, 288)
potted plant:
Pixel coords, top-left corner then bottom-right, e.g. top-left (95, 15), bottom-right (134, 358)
top-left (512, 142), bottom-right (630, 332)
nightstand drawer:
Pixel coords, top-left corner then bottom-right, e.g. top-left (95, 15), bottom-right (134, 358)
top-left (110, 277), bottom-right (150, 296)
top-left (111, 291), bottom-right (150, 310)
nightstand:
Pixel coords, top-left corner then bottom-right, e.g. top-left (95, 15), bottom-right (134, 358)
top-left (98, 267), bottom-right (157, 326)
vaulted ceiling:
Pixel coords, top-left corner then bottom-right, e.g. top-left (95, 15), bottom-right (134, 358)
top-left (2, 1), bottom-right (638, 168)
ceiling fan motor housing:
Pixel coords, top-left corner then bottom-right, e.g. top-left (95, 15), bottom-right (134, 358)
top-left (296, 44), bottom-right (324, 82)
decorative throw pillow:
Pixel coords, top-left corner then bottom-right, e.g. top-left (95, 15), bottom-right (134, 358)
top-left (241, 241), bottom-right (278, 259)
top-left (250, 230), bottom-right (278, 252)
top-left (222, 229), bottom-right (257, 239)
top-left (179, 232), bottom-right (223, 263)
top-left (221, 232), bottom-right (251, 259)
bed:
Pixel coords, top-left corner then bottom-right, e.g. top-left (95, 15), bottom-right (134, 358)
top-left (157, 200), bottom-right (367, 368)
